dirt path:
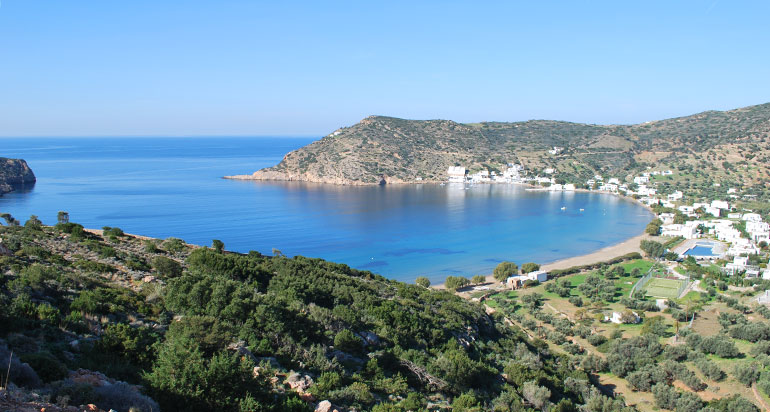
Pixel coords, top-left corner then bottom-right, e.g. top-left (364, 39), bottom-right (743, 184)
top-left (752, 383), bottom-right (770, 411)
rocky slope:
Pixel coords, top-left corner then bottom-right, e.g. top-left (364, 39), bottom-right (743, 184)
top-left (227, 103), bottom-right (770, 188)
top-left (0, 157), bottom-right (36, 195)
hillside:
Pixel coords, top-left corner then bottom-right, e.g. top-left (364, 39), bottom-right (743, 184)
top-left (228, 103), bottom-right (770, 197)
top-left (0, 158), bottom-right (36, 195)
top-left (0, 214), bottom-right (633, 411)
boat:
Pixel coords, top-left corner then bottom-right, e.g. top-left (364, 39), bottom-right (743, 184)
top-left (579, 208), bottom-right (585, 212)
top-left (560, 206), bottom-right (566, 211)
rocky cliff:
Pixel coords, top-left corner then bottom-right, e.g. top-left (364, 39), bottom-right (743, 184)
top-left (0, 157), bottom-right (36, 195)
top-left (226, 103), bottom-right (770, 190)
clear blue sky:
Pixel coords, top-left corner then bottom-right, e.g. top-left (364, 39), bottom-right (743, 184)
top-left (1, 1), bottom-right (768, 136)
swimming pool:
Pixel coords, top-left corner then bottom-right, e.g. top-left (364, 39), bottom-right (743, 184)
top-left (684, 242), bottom-right (719, 257)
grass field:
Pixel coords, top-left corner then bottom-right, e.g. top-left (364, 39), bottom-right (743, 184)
top-left (645, 277), bottom-right (684, 299)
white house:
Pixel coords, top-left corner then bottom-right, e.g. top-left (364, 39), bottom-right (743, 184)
top-left (667, 191), bottom-right (683, 202)
top-left (724, 256), bottom-right (749, 276)
top-left (711, 200), bottom-right (730, 210)
top-left (634, 176), bottom-right (650, 185)
top-left (608, 178), bottom-right (620, 185)
top-left (606, 311), bottom-right (640, 324)
top-left (564, 183), bottom-right (576, 191)
top-left (447, 166), bottom-right (466, 183)
top-left (659, 213), bottom-right (676, 225)
top-left (506, 270), bottom-right (548, 289)
top-left (705, 206), bottom-right (722, 217)
top-left (661, 222), bottom-right (699, 239)
top-left (743, 213), bottom-right (762, 223)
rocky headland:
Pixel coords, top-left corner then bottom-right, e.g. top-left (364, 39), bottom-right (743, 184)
top-left (0, 157), bottom-right (36, 195)
top-left (226, 103), bottom-right (770, 191)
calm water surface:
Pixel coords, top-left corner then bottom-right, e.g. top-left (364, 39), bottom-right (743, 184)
top-left (0, 138), bottom-right (654, 283)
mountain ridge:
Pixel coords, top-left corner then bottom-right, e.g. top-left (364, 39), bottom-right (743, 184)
top-left (226, 103), bottom-right (770, 196)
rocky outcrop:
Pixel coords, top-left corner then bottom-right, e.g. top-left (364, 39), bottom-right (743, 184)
top-left (0, 158), bottom-right (36, 195)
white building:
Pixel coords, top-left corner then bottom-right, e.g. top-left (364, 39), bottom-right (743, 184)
top-left (667, 191), bottom-right (683, 201)
top-left (659, 213), bottom-right (675, 225)
top-left (634, 176), bottom-right (650, 185)
top-left (447, 166), bottom-right (466, 183)
top-left (506, 270), bottom-right (548, 289)
top-left (661, 222), bottom-right (699, 239)
top-left (711, 200), bottom-right (730, 210)
top-left (606, 311), bottom-right (640, 324)
top-left (607, 178), bottom-right (620, 185)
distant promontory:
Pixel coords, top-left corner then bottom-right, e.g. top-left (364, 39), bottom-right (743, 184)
top-left (0, 157), bottom-right (36, 195)
top-left (226, 103), bottom-right (770, 187)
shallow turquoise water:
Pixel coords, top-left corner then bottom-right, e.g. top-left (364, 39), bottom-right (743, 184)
top-left (0, 137), bottom-right (654, 284)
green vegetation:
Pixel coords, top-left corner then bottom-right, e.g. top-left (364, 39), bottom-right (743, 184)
top-left (0, 217), bottom-right (631, 411)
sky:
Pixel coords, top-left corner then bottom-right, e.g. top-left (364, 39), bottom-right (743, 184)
top-left (0, 1), bottom-right (769, 137)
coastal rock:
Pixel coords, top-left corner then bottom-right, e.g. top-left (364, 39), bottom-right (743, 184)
top-left (0, 158), bottom-right (36, 195)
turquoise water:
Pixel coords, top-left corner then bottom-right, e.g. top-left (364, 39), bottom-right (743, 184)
top-left (0, 138), bottom-right (654, 284)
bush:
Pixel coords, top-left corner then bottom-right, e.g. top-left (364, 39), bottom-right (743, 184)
top-left (415, 276), bottom-right (430, 288)
top-left (587, 334), bottom-right (607, 347)
top-left (20, 352), bottom-right (68, 383)
top-left (152, 256), bottom-right (183, 278)
top-left (334, 329), bottom-right (362, 353)
top-left (93, 382), bottom-right (160, 412)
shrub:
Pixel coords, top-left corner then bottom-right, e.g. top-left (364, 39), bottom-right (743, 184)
top-left (152, 256), bottom-right (182, 278)
top-left (334, 329), bottom-right (362, 353)
top-left (587, 334), bottom-right (607, 347)
top-left (93, 382), bottom-right (160, 412)
top-left (20, 352), bottom-right (68, 383)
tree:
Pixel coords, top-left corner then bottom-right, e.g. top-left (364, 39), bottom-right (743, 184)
top-left (522, 381), bottom-right (551, 410)
top-left (640, 240), bottom-right (665, 259)
top-left (471, 275), bottom-right (486, 285)
top-left (415, 276), bottom-right (430, 288)
top-left (521, 263), bottom-right (540, 274)
top-left (493, 261), bottom-right (518, 282)
top-left (445, 276), bottom-right (471, 291)
top-left (24, 215), bottom-right (43, 230)
top-left (57, 211), bottom-right (69, 224)
top-left (212, 239), bottom-right (224, 253)
top-left (645, 219), bottom-right (662, 235)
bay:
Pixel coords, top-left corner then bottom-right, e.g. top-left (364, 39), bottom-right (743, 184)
top-left (0, 137), bottom-right (654, 284)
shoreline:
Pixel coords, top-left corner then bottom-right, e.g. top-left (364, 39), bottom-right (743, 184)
top-left (434, 232), bottom-right (649, 290)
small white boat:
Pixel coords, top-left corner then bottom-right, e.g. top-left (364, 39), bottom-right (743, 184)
top-left (560, 206), bottom-right (566, 211)
top-left (579, 208), bottom-right (585, 212)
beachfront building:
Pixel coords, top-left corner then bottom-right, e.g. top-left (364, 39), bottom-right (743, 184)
top-left (661, 222), bottom-right (699, 239)
top-left (506, 270), bottom-right (548, 289)
top-left (447, 166), bottom-right (467, 183)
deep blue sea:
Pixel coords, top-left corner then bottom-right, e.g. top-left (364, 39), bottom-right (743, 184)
top-left (0, 137), bottom-right (653, 284)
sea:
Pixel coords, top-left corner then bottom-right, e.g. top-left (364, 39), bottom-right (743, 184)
top-left (0, 137), bottom-right (654, 284)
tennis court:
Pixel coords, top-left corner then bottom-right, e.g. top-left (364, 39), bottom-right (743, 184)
top-left (644, 277), bottom-right (684, 299)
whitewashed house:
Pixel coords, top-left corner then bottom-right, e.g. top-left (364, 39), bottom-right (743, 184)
top-left (447, 166), bottom-right (466, 183)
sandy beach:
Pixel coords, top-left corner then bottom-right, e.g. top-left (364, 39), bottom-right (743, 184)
top-left (435, 232), bottom-right (650, 289)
